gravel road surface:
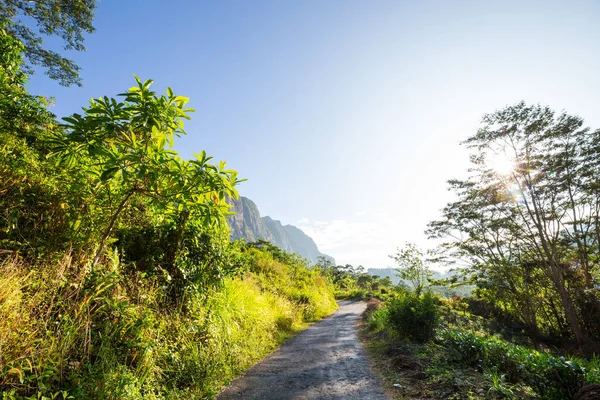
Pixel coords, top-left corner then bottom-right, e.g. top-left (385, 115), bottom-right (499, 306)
top-left (218, 300), bottom-right (389, 400)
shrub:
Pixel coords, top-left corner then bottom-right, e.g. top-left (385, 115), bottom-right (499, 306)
top-left (367, 308), bottom-right (388, 332)
top-left (0, 247), bottom-right (337, 399)
top-left (438, 329), bottom-right (597, 399)
top-left (387, 292), bottom-right (440, 342)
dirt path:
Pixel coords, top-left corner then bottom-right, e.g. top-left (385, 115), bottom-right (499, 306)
top-left (218, 300), bottom-right (389, 400)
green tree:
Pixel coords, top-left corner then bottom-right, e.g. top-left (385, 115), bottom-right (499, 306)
top-left (51, 76), bottom-right (242, 267)
top-left (0, 27), bottom-right (55, 141)
top-left (356, 273), bottom-right (375, 290)
top-left (429, 102), bottom-right (600, 346)
top-left (315, 255), bottom-right (335, 271)
top-left (379, 276), bottom-right (393, 288)
top-left (0, 28), bottom-right (74, 256)
top-left (390, 242), bottom-right (433, 296)
top-left (0, 0), bottom-right (97, 86)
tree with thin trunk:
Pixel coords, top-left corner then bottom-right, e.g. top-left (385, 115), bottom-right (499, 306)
top-left (429, 102), bottom-right (600, 346)
top-left (390, 242), bottom-right (433, 296)
top-left (51, 77), bottom-right (242, 268)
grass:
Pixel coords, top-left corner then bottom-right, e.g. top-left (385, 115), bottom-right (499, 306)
top-left (360, 299), bottom-right (491, 400)
top-left (360, 295), bottom-right (600, 400)
top-left (0, 248), bottom-right (337, 399)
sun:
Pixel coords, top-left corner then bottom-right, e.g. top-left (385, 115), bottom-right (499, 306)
top-left (487, 151), bottom-right (515, 176)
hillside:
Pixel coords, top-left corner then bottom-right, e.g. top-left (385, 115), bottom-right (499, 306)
top-left (0, 34), bottom-right (339, 398)
top-left (227, 197), bottom-right (334, 264)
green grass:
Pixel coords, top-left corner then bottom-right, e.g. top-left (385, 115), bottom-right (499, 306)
top-left (438, 329), bottom-right (600, 399)
top-left (0, 248), bottom-right (337, 399)
top-left (361, 293), bottom-right (600, 400)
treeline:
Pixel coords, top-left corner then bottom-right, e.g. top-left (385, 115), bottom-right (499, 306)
top-left (318, 256), bottom-right (473, 300)
top-left (316, 258), bottom-right (396, 299)
top-left (0, 29), bottom-right (337, 399)
top-left (428, 103), bottom-right (600, 352)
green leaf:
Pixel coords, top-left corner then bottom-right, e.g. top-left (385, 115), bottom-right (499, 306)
top-left (100, 166), bottom-right (119, 182)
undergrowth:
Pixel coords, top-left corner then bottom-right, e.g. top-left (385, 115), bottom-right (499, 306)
top-left (0, 248), bottom-right (337, 399)
top-left (361, 293), bottom-right (600, 400)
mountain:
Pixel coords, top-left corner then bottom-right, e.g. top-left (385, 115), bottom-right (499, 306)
top-left (227, 197), bottom-right (334, 264)
top-left (228, 196), bottom-right (274, 243)
top-left (367, 267), bottom-right (401, 284)
top-left (281, 224), bottom-right (331, 265)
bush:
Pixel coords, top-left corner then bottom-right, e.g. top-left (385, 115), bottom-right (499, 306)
top-left (387, 292), bottom-right (440, 342)
top-left (0, 247), bottom-right (337, 399)
top-left (438, 329), bottom-right (597, 399)
top-left (367, 308), bottom-right (388, 332)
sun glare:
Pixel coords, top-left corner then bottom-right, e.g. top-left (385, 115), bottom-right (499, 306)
top-left (488, 151), bottom-right (515, 176)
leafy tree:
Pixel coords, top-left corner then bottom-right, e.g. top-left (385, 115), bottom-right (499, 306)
top-left (379, 276), bottom-right (393, 288)
top-left (356, 273), bottom-right (375, 290)
top-left (0, 27), bottom-right (55, 141)
top-left (315, 255), bottom-right (335, 270)
top-left (51, 76), bottom-right (242, 267)
top-left (0, 28), bottom-right (74, 256)
top-left (0, 0), bottom-right (97, 86)
top-left (390, 242), bottom-right (433, 296)
top-left (429, 102), bottom-right (600, 346)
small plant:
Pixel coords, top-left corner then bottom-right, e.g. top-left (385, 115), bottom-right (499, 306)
top-left (387, 292), bottom-right (440, 342)
top-left (485, 368), bottom-right (515, 399)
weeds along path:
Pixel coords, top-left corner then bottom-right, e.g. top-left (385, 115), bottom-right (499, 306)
top-left (218, 301), bottom-right (389, 400)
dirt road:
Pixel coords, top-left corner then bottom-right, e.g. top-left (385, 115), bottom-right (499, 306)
top-left (218, 300), bottom-right (389, 400)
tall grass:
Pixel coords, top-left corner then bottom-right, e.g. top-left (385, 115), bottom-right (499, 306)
top-left (0, 248), bottom-right (337, 399)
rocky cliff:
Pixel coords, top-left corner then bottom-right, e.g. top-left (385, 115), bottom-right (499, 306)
top-left (227, 197), bottom-right (334, 265)
top-left (227, 197), bottom-right (274, 243)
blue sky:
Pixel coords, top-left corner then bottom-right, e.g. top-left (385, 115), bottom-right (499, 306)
top-left (28, 0), bottom-right (600, 268)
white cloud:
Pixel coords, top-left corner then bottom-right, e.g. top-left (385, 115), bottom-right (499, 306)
top-left (297, 217), bottom-right (396, 267)
top-left (297, 210), bottom-right (436, 269)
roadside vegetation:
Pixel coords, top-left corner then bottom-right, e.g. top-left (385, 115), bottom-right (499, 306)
top-left (316, 251), bottom-right (471, 302)
top-left (0, 28), bottom-right (336, 399)
top-left (317, 258), bottom-right (398, 300)
top-left (363, 293), bottom-right (600, 399)
top-left (362, 103), bottom-right (600, 399)
top-left (3, 3), bottom-right (600, 398)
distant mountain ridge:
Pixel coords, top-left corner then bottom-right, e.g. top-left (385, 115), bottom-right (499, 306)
top-left (227, 197), bottom-right (334, 264)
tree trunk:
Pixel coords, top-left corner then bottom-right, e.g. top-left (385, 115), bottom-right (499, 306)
top-left (92, 189), bottom-right (136, 269)
top-left (553, 274), bottom-right (587, 345)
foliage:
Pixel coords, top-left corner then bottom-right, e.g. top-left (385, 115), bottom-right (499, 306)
top-left (389, 242), bottom-right (434, 296)
top-left (49, 76), bottom-right (242, 269)
top-left (363, 291), bottom-right (600, 399)
top-left (247, 239), bottom-right (308, 268)
top-left (0, 247), bottom-right (337, 399)
top-left (0, 0), bottom-right (97, 86)
top-left (0, 28), bottom-right (73, 256)
top-left (387, 291), bottom-right (440, 342)
top-left (428, 102), bottom-right (600, 348)
top-left (362, 297), bottom-right (498, 399)
top-left (316, 258), bottom-right (397, 300)
top-left (438, 329), bottom-right (598, 399)
top-left (0, 30), bottom-right (339, 399)
top-left (366, 306), bottom-right (388, 332)
top-left (117, 221), bottom-right (245, 301)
